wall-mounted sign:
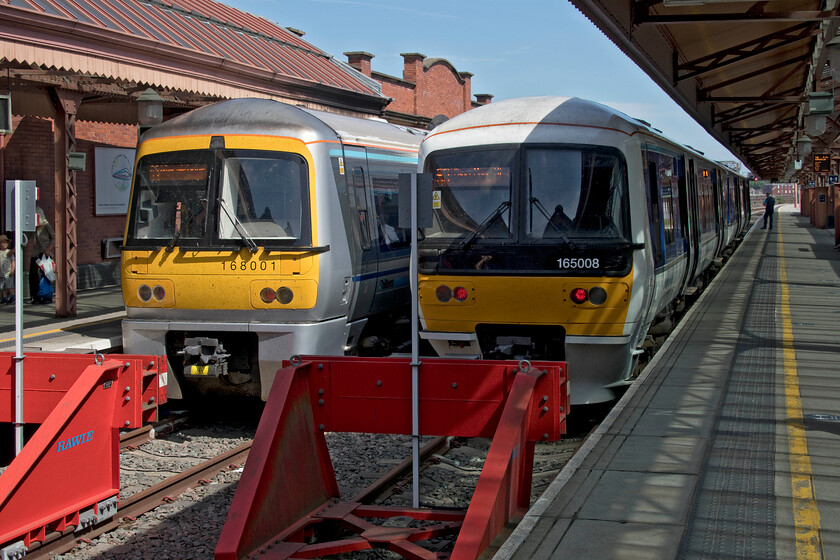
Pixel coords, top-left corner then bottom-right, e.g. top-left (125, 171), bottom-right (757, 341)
top-left (95, 146), bottom-right (135, 215)
top-left (814, 153), bottom-right (830, 173)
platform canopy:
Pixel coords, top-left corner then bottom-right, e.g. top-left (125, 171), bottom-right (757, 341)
top-left (0, 0), bottom-right (389, 124)
top-left (570, 0), bottom-right (840, 181)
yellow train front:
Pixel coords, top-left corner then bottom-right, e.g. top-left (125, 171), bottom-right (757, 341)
top-left (417, 97), bottom-right (750, 405)
top-left (121, 99), bottom-right (421, 400)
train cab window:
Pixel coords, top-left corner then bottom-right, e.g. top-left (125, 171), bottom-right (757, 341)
top-left (424, 149), bottom-right (514, 242)
top-left (128, 150), bottom-right (213, 243)
top-left (218, 152), bottom-right (310, 245)
top-left (526, 148), bottom-right (628, 241)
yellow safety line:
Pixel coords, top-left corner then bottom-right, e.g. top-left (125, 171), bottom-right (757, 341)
top-left (779, 227), bottom-right (824, 559)
top-left (0, 316), bottom-right (122, 345)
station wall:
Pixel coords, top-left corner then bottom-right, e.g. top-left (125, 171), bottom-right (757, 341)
top-left (2, 115), bottom-right (136, 291)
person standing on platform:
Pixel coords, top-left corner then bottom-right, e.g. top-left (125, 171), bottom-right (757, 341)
top-left (761, 193), bottom-right (775, 229)
top-left (0, 235), bottom-right (15, 304)
top-left (29, 207), bottom-right (54, 304)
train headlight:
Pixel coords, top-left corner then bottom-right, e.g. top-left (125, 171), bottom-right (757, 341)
top-left (570, 288), bottom-right (588, 304)
top-left (138, 285), bottom-right (152, 302)
top-left (276, 286), bottom-right (294, 305)
top-left (435, 285), bottom-right (453, 303)
top-left (152, 285), bottom-right (166, 301)
top-left (589, 287), bottom-right (607, 305)
top-left (260, 287), bottom-right (276, 303)
top-left (453, 286), bottom-right (469, 302)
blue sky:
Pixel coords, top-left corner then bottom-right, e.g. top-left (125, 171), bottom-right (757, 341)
top-left (224, 0), bottom-right (746, 168)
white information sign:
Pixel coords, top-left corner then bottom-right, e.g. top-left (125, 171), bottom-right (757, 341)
top-left (94, 146), bottom-right (135, 215)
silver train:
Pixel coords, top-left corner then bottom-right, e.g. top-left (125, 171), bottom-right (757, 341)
top-left (121, 98), bottom-right (423, 400)
top-left (415, 96), bottom-right (752, 405)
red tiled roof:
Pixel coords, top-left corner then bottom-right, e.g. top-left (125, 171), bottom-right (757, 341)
top-left (0, 0), bottom-right (383, 98)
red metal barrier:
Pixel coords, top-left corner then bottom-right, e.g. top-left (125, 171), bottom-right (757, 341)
top-left (0, 353), bottom-right (167, 557)
top-left (215, 356), bottom-right (567, 560)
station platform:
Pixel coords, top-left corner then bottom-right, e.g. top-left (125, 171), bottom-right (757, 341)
top-left (0, 286), bottom-right (125, 354)
top-left (495, 205), bottom-right (840, 560)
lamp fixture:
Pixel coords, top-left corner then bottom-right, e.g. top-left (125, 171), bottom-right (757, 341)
top-left (796, 137), bottom-right (812, 157)
top-left (137, 88), bottom-right (164, 127)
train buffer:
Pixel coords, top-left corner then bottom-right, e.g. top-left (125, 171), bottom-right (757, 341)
top-left (0, 352), bottom-right (167, 558)
top-left (215, 355), bottom-right (568, 560)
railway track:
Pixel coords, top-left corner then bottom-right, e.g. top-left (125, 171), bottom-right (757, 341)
top-left (26, 399), bottom-right (599, 559)
top-left (118, 414), bottom-right (191, 450)
top-left (25, 438), bottom-right (251, 560)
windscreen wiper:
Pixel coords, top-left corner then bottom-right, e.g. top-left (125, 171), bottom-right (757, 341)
top-left (458, 200), bottom-right (511, 250)
top-left (165, 199), bottom-right (206, 252)
top-left (219, 198), bottom-right (258, 253)
top-left (529, 196), bottom-right (575, 249)
top-left (165, 228), bottom-right (182, 252)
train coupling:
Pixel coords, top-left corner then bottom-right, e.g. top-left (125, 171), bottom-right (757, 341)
top-left (179, 337), bottom-right (230, 378)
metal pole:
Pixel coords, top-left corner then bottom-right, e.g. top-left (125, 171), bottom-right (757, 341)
top-left (13, 182), bottom-right (24, 455)
top-left (410, 173), bottom-right (420, 509)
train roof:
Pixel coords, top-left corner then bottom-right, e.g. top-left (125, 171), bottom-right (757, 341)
top-left (139, 98), bottom-right (423, 151)
top-left (426, 96), bottom-right (652, 139)
top-left (423, 96), bottom-right (749, 177)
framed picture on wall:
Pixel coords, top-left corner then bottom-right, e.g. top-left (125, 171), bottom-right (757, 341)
top-left (94, 146), bottom-right (136, 215)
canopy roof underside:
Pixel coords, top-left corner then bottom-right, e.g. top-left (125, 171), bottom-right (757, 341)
top-left (570, 0), bottom-right (840, 181)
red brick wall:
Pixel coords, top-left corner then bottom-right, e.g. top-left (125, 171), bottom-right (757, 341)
top-left (75, 121), bottom-right (137, 265)
top-left (348, 52), bottom-right (483, 121)
top-left (380, 77), bottom-right (416, 115)
top-left (1, 115), bottom-right (136, 267)
top-left (414, 61), bottom-right (470, 118)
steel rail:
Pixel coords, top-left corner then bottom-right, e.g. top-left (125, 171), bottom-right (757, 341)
top-left (350, 435), bottom-right (449, 504)
top-left (23, 441), bottom-right (252, 560)
top-left (118, 414), bottom-right (191, 450)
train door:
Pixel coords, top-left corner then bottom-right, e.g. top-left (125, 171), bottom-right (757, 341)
top-left (644, 146), bottom-right (686, 268)
top-left (683, 157), bottom-right (701, 288)
top-left (367, 148), bottom-right (412, 314)
top-left (733, 177), bottom-right (744, 234)
top-left (711, 168), bottom-right (724, 257)
top-left (344, 146), bottom-right (378, 323)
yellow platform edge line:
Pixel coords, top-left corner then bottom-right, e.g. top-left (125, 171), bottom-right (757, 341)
top-left (779, 227), bottom-right (824, 560)
top-left (0, 316), bottom-right (122, 345)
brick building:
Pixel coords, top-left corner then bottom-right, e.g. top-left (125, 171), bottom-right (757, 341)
top-left (0, 0), bottom-right (491, 311)
top-left (345, 51), bottom-right (492, 128)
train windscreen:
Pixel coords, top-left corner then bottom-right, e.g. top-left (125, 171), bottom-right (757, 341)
top-left (126, 149), bottom-right (311, 249)
top-left (127, 151), bottom-right (213, 244)
top-left (423, 146), bottom-right (629, 244)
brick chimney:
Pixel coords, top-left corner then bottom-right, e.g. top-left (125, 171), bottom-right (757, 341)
top-left (401, 53), bottom-right (426, 84)
top-left (474, 93), bottom-right (494, 106)
top-left (344, 51), bottom-right (374, 77)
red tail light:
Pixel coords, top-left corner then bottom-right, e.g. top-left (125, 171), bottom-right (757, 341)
top-left (453, 286), bottom-right (469, 302)
top-left (260, 287), bottom-right (276, 303)
top-left (570, 288), bottom-right (588, 304)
